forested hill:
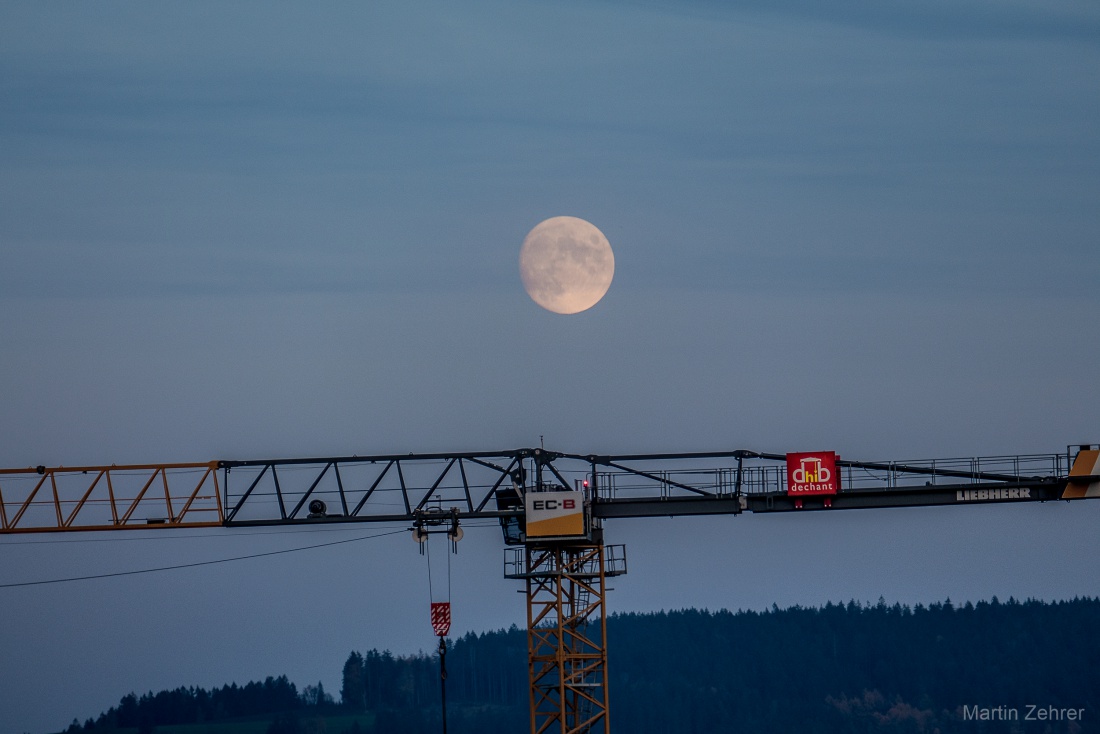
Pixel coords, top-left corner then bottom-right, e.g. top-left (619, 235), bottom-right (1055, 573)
top-left (609, 598), bottom-right (1097, 733)
top-left (67, 597), bottom-right (1099, 734)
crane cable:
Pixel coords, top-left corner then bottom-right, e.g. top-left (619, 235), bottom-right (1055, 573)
top-left (423, 532), bottom-right (452, 734)
top-left (0, 528), bottom-right (408, 589)
top-left (424, 533), bottom-right (453, 606)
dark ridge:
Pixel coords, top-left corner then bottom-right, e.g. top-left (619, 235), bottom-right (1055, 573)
top-left (65, 596), bottom-right (1099, 734)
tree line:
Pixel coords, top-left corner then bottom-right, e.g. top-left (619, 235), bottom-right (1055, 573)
top-left (64, 676), bottom-right (333, 734)
top-left (66, 596), bottom-right (1099, 733)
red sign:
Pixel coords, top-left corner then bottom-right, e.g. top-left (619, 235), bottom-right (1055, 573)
top-left (430, 602), bottom-right (451, 637)
top-left (786, 452), bottom-right (839, 496)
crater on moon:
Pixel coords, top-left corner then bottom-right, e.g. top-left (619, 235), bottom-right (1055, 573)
top-left (519, 216), bottom-right (615, 315)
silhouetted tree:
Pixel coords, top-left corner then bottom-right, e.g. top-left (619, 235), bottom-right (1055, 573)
top-left (69, 597), bottom-right (1100, 734)
top-left (341, 651), bottom-right (366, 710)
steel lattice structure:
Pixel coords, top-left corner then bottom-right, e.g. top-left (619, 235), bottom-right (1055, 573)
top-left (4, 447), bottom-right (1096, 533)
top-left (2, 444), bottom-right (1099, 734)
top-left (506, 543), bottom-right (627, 734)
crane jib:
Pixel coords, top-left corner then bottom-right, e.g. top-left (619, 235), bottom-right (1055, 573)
top-left (3, 443), bottom-right (1096, 734)
top-left (0, 445), bottom-right (1095, 533)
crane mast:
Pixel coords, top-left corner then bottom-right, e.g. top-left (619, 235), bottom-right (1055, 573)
top-left (2, 444), bottom-right (1099, 734)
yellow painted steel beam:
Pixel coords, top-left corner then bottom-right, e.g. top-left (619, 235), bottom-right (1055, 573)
top-left (525, 543), bottom-right (611, 734)
top-left (0, 462), bottom-right (223, 533)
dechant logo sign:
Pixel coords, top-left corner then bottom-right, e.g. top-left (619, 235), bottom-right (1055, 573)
top-left (792, 459), bottom-right (830, 485)
top-left (786, 452), bottom-right (839, 496)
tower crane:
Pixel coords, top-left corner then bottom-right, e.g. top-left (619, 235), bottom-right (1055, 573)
top-left (2, 443), bottom-right (1099, 734)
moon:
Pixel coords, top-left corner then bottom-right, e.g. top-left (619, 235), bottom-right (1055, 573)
top-left (519, 216), bottom-right (615, 315)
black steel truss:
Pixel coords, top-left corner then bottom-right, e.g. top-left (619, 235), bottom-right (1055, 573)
top-left (220, 451), bottom-right (525, 526)
top-left (216, 446), bottom-right (1092, 529)
top-left (0, 446), bottom-right (1093, 534)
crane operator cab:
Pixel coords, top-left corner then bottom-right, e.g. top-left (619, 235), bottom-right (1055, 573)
top-left (496, 467), bottom-right (597, 546)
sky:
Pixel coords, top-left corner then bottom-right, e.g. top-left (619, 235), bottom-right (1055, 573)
top-left (2, 1), bottom-right (1099, 732)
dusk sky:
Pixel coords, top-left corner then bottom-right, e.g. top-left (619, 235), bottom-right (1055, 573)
top-left (2, 2), bottom-right (1099, 733)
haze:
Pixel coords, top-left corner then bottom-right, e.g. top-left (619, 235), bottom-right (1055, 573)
top-left (1, 2), bottom-right (1098, 733)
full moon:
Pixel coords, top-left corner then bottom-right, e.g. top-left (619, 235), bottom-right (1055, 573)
top-left (519, 216), bottom-right (615, 315)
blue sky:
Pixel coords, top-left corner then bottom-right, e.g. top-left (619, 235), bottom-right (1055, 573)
top-left (2, 2), bottom-right (1099, 732)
